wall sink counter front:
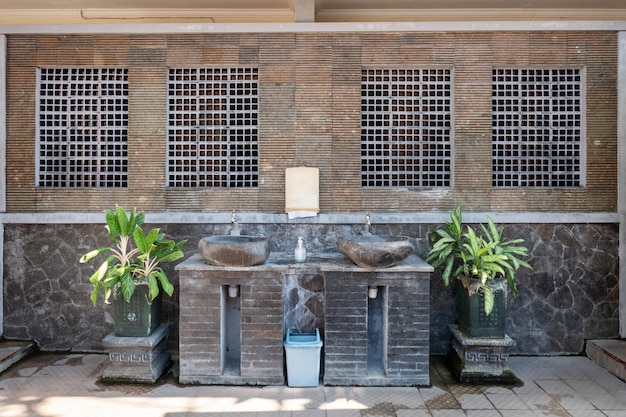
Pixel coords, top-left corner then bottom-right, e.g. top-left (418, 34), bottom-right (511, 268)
top-left (175, 252), bottom-right (433, 386)
top-left (176, 253), bottom-right (286, 386)
top-left (321, 254), bottom-right (433, 386)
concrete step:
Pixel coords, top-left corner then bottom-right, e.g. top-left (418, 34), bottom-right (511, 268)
top-left (586, 339), bottom-right (626, 382)
top-left (0, 340), bottom-right (36, 374)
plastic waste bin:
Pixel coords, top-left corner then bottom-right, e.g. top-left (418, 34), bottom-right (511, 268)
top-left (284, 328), bottom-right (323, 387)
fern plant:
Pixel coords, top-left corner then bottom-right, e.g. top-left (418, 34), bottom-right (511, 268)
top-left (80, 206), bottom-right (186, 305)
top-left (426, 205), bottom-right (532, 315)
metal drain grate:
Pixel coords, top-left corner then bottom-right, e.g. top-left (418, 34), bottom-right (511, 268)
top-left (167, 67), bottom-right (259, 188)
top-left (492, 68), bottom-right (583, 188)
top-left (360, 68), bottom-right (452, 188)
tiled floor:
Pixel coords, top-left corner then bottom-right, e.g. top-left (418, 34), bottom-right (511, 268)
top-left (1, 353), bottom-right (626, 416)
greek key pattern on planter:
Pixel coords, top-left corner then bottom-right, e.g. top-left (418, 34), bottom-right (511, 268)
top-left (465, 351), bottom-right (508, 364)
top-left (109, 352), bottom-right (149, 363)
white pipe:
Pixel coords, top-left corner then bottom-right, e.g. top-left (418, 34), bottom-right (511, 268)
top-left (368, 286), bottom-right (378, 299)
top-left (228, 285), bottom-right (239, 298)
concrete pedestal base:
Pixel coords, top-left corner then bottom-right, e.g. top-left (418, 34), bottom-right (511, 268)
top-left (102, 323), bottom-right (171, 384)
top-left (448, 324), bottom-right (519, 384)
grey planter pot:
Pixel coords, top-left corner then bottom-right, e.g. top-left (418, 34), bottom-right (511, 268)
top-left (113, 284), bottom-right (162, 337)
top-left (455, 278), bottom-right (507, 339)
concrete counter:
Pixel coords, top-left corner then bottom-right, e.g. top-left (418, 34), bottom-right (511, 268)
top-left (176, 252), bottom-right (432, 386)
top-left (176, 252), bottom-right (433, 273)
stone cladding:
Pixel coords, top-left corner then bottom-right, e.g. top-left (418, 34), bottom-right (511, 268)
top-left (3, 222), bottom-right (618, 356)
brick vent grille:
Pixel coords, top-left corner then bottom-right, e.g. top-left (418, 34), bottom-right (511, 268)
top-left (492, 68), bottom-right (583, 187)
top-left (167, 68), bottom-right (259, 188)
top-left (36, 68), bottom-right (129, 188)
top-left (360, 68), bottom-right (452, 188)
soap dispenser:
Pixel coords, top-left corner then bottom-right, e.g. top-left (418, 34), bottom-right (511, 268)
top-left (294, 237), bottom-right (307, 263)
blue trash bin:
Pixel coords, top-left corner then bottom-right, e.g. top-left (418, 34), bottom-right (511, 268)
top-left (284, 328), bottom-right (323, 387)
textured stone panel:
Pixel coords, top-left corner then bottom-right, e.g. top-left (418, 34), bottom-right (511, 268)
top-left (2, 222), bottom-right (618, 358)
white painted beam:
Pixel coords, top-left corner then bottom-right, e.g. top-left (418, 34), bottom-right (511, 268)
top-left (1, 20), bottom-right (626, 35)
top-left (0, 211), bottom-right (619, 225)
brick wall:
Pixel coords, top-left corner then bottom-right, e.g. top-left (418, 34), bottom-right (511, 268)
top-left (4, 31), bottom-right (617, 213)
top-left (178, 268), bottom-right (285, 385)
top-left (324, 270), bottom-right (430, 386)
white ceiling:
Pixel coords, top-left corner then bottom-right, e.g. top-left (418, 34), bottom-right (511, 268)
top-left (7, 0), bottom-right (626, 8)
top-left (1, 0), bottom-right (625, 24)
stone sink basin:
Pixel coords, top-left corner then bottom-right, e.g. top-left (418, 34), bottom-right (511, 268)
top-left (198, 235), bottom-right (270, 267)
top-left (336, 235), bottom-right (415, 269)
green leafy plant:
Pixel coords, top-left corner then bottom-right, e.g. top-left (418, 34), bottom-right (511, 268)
top-left (80, 206), bottom-right (187, 305)
top-left (426, 205), bottom-right (532, 315)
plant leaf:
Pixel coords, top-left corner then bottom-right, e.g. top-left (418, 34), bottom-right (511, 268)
top-left (441, 257), bottom-right (453, 286)
top-left (483, 285), bottom-right (494, 315)
top-left (158, 249), bottom-right (184, 264)
top-left (80, 247), bottom-right (109, 263)
top-left (105, 209), bottom-right (119, 237)
top-left (116, 205), bottom-right (130, 236)
top-left (155, 270), bottom-right (175, 297)
top-left (148, 276), bottom-right (160, 300)
top-left (90, 284), bottom-right (100, 305)
top-left (135, 211), bottom-right (145, 227)
top-left (120, 271), bottom-right (136, 302)
top-left (133, 225), bottom-right (148, 253)
top-left (88, 260), bottom-right (109, 285)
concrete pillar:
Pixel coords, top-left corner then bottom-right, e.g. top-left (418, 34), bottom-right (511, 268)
top-left (294, 0), bottom-right (316, 22)
top-left (0, 34), bottom-right (6, 336)
top-left (617, 31), bottom-right (626, 338)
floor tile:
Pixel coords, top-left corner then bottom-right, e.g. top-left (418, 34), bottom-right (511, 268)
top-left (2, 353), bottom-right (626, 417)
top-left (489, 411), bottom-right (534, 417)
top-left (534, 379), bottom-right (578, 395)
top-left (548, 393), bottom-right (596, 410)
top-left (565, 378), bottom-right (610, 395)
top-left (424, 392), bottom-right (460, 410)
top-left (465, 410), bottom-right (501, 417)
top-left (603, 412), bottom-right (626, 417)
top-left (396, 410), bottom-right (433, 417)
top-left (454, 393), bottom-right (494, 409)
top-left (516, 391), bottom-right (562, 411)
top-left (325, 410), bottom-right (363, 417)
top-left (430, 410), bottom-right (466, 417)
top-left (485, 393), bottom-right (530, 410)
top-left (568, 410), bottom-right (609, 417)
top-left (584, 393), bottom-right (626, 410)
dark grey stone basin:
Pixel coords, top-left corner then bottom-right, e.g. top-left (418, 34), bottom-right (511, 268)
top-left (198, 235), bottom-right (270, 267)
top-left (336, 235), bottom-right (415, 269)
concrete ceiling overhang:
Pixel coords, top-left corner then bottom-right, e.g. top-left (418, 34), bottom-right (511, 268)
top-left (1, 0), bottom-right (626, 25)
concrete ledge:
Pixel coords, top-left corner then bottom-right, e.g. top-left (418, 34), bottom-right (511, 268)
top-left (323, 376), bottom-right (430, 387)
top-left (586, 339), bottom-right (626, 382)
top-left (0, 341), bottom-right (35, 375)
top-left (178, 375), bottom-right (285, 385)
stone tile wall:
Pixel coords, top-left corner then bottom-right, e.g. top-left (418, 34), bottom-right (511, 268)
top-left (2, 221), bottom-right (619, 356)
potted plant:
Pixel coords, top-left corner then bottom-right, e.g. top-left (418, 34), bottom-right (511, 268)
top-left (80, 206), bottom-right (187, 337)
top-left (426, 205), bottom-right (532, 338)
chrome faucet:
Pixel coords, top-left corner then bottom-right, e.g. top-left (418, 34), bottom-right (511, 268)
top-left (230, 210), bottom-right (241, 236)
